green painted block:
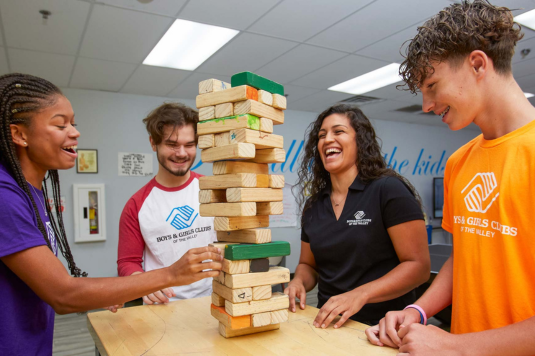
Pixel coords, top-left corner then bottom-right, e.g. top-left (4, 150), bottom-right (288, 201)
top-left (224, 241), bottom-right (290, 261)
top-left (197, 114), bottom-right (260, 130)
top-left (231, 72), bottom-right (284, 96)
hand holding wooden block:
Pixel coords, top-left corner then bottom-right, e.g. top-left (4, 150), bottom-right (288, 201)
top-left (222, 259), bottom-right (250, 274)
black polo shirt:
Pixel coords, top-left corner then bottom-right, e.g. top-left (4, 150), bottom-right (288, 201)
top-left (301, 175), bottom-right (424, 322)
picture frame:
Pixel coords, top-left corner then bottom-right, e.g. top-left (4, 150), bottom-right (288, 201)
top-left (76, 149), bottom-right (98, 174)
top-left (73, 184), bottom-right (106, 243)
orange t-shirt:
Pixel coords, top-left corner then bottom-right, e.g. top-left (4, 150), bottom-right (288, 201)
top-left (442, 119), bottom-right (535, 334)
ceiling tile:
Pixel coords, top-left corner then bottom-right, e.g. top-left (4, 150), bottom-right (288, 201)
top-left (307, 0), bottom-right (450, 52)
top-left (0, 0), bottom-right (90, 56)
top-left (96, 0), bottom-right (187, 16)
top-left (196, 33), bottom-right (297, 76)
top-left (289, 90), bottom-right (353, 113)
top-left (121, 65), bottom-right (191, 97)
top-left (365, 83), bottom-right (409, 100)
top-left (179, 0), bottom-right (280, 30)
top-left (70, 57), bottom-right (136, 91)
top-left (256, 45), bottom-right (347, 84)
top-left (8, 48), bottom-right (75, 87)
top-left (248, 0), bottom-right (374, 42)
top-left (284, 85), bottom-right (322, 103)
top-left (0, 48), bottom-right (9, 75)
top-left (290, 55), bottom-right (389, 89)
top-left (79, 4), bottom-right (173, 63)
top-left (167, 72), bottom-right (232, 100)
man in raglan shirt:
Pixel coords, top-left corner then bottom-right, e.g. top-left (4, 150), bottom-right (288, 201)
top-left (365, 1), bottom-right (535, 355)
top-left (118, 102), bottom-right (216, 304)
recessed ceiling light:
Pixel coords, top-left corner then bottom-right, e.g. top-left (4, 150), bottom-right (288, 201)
top-left (525, 92), bottom-right (534, 98)
top-left (514, 10), bottom-right (535, 30)
top-left (143, 19), bottom-right (239, 71)
top-left (328, 63), bottom-right (402, 95)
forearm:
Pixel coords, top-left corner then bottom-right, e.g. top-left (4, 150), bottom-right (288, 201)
top-left (293, 263), bottom-right (318, 292)
top-left (458, 316), bottom-right (535, 356)
top-left (356, 259), bottom-right (429, 304)
top-left (413, 254), bottom-right (453, 318)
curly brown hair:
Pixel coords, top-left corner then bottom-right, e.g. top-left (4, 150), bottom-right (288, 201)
top-left (143, 102), bottom-right (198, 144)
top-left (293, 104), bottom-right (422, 220)
top-left (400, 0), bottom-right (523, 93)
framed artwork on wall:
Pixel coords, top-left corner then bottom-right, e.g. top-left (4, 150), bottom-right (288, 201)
top-left (73, 184), bottom-right (106, 243)
top-left (76, 149), bottom-right (98, 173)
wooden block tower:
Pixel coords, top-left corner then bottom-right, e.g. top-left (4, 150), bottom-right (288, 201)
top-left (196, 72), bottom-right (291, 338)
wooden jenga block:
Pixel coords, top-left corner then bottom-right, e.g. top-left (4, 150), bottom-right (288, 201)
top-left (198, 134), bottom-right (214, 149)
top-left (212, 280), bottom-right (252, 303)
top-left (269, 175), bottom-right (284, 188)
top-left (234, 100), bottom-right (284, 125)
top-left (209, 242), bottom-right (240, 250)
top-left (252, 312), bottom-right (272, 327)
top-left (214, 132), bottom-right (230, 147)
top-left (225, 268), bottom-right (290, 290)
top-left (270, 309), bottom-right (289, 324)
top-left (256, 202), bottom-right (283, 215)
top-left (212, 292), bottom-right (225, 307)
top-left (257, 90), bottom-right (273, 106)
top-left (260, 118), bottom-right (273, 133)
top-left (196, 85), bottom-right (258, 108)
top-left (217, 229), bottom-right (271, 244)
top-left (224, 242), bottom-right (291, 261)
top-left (248, 148), bottom-right (285, 164)
top-left (225, 292), bottom-right (289, 316)
top-left (199, 106), bottom-right (215, 121)
top-left (213, 161), bottom-right (268, 175)
top-left (216, 271), bottom-right (226, 285)
top-left (215, 102), bottom-right (233, 118)
top-left (200, 202), bottom-right (256, 217)
top-left (211, 304), bottom-right (251, 330)
top-left (199, 173), bottom-right (256, 189)
top-left (231, 72), bottom-right (284, 96)
top-left (197, 114), bottom-right (260, 135)
top-left (252, 284), bottom-right (272, 300)
top-left (201, 143), bottom-right (255, 162)
top-left (272, 94), bottom-right (287, 110)
top-left (199, 189), bottom-right (227, 203)
top-left (218, 322), bottom-right (280, 338)
top-left (230, 129), bottom-right (283, 149)
top-left (199, 78), bottom-right (230, 94)
top-left (226, 188), bottom-right (283, 203)
top-left (214, 216), bottom-right (269, 231)
top-left (222, 258), bottom-right (250, 274)
top-left (256, 174), bottom-right (269, 188)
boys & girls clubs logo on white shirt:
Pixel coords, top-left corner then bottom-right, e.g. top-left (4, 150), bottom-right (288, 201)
top-left (347, 211), bottom-right (372, 226)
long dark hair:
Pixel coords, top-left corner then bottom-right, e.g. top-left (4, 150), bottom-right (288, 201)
top-left (294, 104), bottom-right (422, 220)
top-left (0, 73), bottom-right (86, 277)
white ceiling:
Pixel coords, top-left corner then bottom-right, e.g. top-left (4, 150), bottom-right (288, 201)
top-left (0, 0), bottom-right (534, 129)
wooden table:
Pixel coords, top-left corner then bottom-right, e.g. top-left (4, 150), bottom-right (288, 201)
top-left (87, 296), bottom-right (397, 356)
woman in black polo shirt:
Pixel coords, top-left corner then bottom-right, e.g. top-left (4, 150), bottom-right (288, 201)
top-left (285, 104), bottom-right (430, 329)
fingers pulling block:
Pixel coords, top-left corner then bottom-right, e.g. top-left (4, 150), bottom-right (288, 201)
top-left (213, 161), bottom-right (268, 175)
top-left (248, 148), bottom-right (286, 164)
top-left (212, 280), bottom-right (252, 303)
top-left (199, 106), bottom-right (215, 121)
top-left (225, 292), bottom-right (289, 316)
top-left (217, 229), bottom-right (271, 244)
top-left (199, 79), bottom-right (230, 94)
top-left (199, 173), bottom-right (257, 189)
top-left (212, 292), bottom-right (225, 307)
top-left (198, 134), bottom-right (214, 149)
top-left (234, 100), bottom-right (284, 125)
top-left (256, 201), bottom-right (283, 215)
top-left (200, 202), bottom-right (256, 217)
top-left (252, 285), bottom-right (272, 300)
top-left (211, 304), bottom-right (251, 330)
top-left (197, 114), bottom-right (260, 135)
top-left (218, 322), bottom-right (280, 338)
top-left (252, 312), bottom-right (271, 327)
top-left (215, 216), bottom-right (269, 231)
top-left (224, 267), bottom-right (290, 289)
top-left (222, 258), bottom-right (250, 274)
top-left (272, 94), bottom-right (287, 110)
top-left (201, 143), bottom-right (255, 163)
top-left (224, 241), bottom-right (291, 261)
top-left (226, 188), bottom-right (283, 203)
top-left (230, 129), bottom-right (283, 149)
top-left (250, 259), bottom-right (270, 273)
top-left (196, 85), bottom-right (258, 108)
top-left (199, 189), bottom-right (227, 203)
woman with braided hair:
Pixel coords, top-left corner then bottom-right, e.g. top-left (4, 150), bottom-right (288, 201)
top-left (0, 73), bottom-right (223, 355)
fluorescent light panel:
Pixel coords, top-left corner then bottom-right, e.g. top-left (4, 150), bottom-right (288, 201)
top-left (329, 63), bottom-right (402, 95)
top-left (514, 10), bottom-right (535, 30)
top-left (143, 19), bottom-right (239, 71)
top-left (525, 92), bottom-right (534, 98)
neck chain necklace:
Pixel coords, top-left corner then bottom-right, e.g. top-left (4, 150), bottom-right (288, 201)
top-left (27, 181), bottom-right (47, 217)
top-left (331, 193), bottom-right (347, 207)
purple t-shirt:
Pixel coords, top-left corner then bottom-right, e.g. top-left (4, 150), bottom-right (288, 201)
top-left (0, 162), bottom-right (58, 355)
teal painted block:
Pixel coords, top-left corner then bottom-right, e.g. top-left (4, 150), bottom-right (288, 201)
top-left (231, 72), bottom-right (284, 96)
top-left (224, 241), bottom-right (290, 261)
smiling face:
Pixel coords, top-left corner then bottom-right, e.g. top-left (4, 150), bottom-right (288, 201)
top-left (317, 113), bottom-right (358, 175)
top-left (152, 123), bottom-right (197, 177)
top-left (420, 59), bottom-right (482, 130)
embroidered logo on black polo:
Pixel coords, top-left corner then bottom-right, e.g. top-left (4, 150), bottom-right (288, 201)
top-left (347, 211), bottom-right (372, 225)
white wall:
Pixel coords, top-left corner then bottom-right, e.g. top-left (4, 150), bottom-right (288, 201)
top-left (57, 88), bottom-right (478, 277)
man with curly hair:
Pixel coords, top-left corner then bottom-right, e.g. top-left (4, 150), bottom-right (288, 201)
top-left (366, 1), bottom-right (535, 354)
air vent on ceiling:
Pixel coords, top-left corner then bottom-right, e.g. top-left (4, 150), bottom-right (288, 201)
top-left (338, 95), bottom-right (385, 106)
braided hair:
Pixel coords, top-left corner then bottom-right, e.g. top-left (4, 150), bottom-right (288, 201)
top-left (0, 73), bottom-right (87, 277)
